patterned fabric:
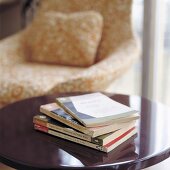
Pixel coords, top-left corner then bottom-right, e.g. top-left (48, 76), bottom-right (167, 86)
top-left (22, 11), bottom-right (103, 67)
top-left (0, 0), bottom-right (141, 108)
top-left (37, 0), bottom-right (133, 61)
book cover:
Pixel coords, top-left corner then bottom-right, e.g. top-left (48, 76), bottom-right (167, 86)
top-left (34, 123), bottom-right (137, 153)
top-left (56, 92), bottom-right (139, 127)
top-left (40, 103), bottom-right (139, 137)
top-left (33, 114), bottom-right (136, 145)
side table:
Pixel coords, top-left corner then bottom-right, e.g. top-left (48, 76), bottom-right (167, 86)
top-left (0, 93), bottom-right (170, 170)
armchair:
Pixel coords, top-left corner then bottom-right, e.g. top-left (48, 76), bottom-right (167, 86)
top-left (0, 0), bottom-right (140, 108)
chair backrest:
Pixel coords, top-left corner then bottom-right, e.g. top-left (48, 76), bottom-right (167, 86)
top-left (36, 0), bottom-right (134, 61)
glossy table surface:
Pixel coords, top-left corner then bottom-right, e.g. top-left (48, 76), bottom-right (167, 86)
top-left (0, 93), bottom-right (170, 170)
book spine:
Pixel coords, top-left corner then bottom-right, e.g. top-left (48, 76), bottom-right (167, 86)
top-left (48, 130), bottom-right (107, 152)
top-left (34, 124), bottom-right (107, 152)
top-left (34, 117), bottom-right (103, 145)
top-left (91, 137), bottom-right (103, 145)
top-left (40, 108), bottom-right (93, 136)
top-left (47, 123), bottom-right (92, 142)
top-left (48, 122), bottom-right (103, 145)
top-left (34, 124), bottom-right (137, 153)
top-left (34, 124), bottom-right (48, 133)
top-left (56, 100), bottom-right (86, 126)
top-left (33, 119), bottom-right (47, 127)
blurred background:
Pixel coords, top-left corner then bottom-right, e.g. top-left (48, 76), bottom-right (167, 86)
top-left (1, 0), bottom-right (169, 106)
top-left (108, 0), bottom-right (170, 107)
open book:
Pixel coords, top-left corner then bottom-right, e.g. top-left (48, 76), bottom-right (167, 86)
top-left (56, 92), bottom-right (139, 127)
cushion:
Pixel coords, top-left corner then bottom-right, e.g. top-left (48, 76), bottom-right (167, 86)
top-left (37, 0), bottom-right (133, 61)
top-left (0, 31), bottom-right (139, 109)
top-left (22, 11), bottom-right (103, 67)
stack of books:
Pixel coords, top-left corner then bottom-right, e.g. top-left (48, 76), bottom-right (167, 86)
top-left (33, 92), bottom-right (139, 153)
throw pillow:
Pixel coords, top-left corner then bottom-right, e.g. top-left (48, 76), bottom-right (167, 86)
top-left (22, 11), bottom-right (103, 67)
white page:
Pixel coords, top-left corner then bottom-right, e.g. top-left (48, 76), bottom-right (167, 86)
top-left (70, 93), bottom-right (134, 118)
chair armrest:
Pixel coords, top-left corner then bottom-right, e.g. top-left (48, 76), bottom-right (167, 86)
top-left (48, 38), bottom-right (141, 93)
top-left (0, 32), bottom-right (26, 66)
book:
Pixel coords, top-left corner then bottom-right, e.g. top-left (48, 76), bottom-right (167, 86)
top-left (33, 114), bottom-right (136, 145)
top-left (40, 103), bottom-right (139, 137)
top-left (34, 123), bottom-right (137, 153)
top-left (56, 92), bottom-right (139, 127)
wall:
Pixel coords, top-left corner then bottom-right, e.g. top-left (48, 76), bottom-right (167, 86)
top-left (0, 0), bottom-right (22, 39)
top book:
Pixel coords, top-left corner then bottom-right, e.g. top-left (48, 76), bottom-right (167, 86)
top-left (56, 92), bottom-right (139, 127)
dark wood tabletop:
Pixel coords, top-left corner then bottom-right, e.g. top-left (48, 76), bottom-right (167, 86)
top-left (0, 92), bottom-right (170, 170)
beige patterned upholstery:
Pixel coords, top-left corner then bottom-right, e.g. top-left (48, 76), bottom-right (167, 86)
top-left (22, 11), bottom-right (103, 67)
top-left (0, 0), bottom-right (140, 108)
top-left (37, 0), bottom-right (135, 62)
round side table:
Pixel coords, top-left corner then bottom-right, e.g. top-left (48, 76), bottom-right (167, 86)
top-left (0, 93), bottom-right (170, 170)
